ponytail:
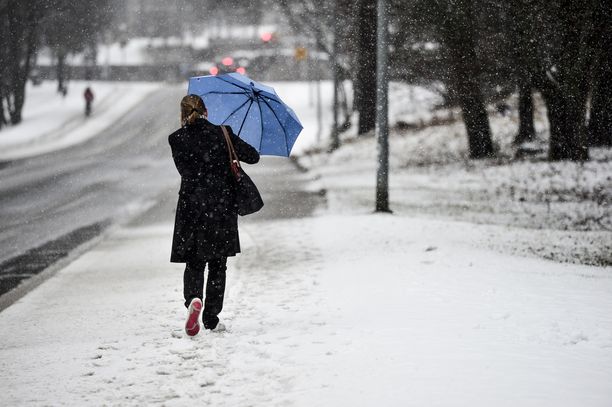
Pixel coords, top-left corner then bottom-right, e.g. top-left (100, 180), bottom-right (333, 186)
top-left (180, 94), bottom-right (207, 126)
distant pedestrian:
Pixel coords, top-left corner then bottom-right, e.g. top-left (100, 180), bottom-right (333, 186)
top-left (169, 94), bottom-right (260, 336)
top-left (84, 87), bottom-right (94, 116)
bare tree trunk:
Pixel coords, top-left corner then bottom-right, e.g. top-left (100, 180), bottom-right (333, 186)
top-left (438, 0), bottom-right (494, 159)
top-left (56, 49), bottom-right (66, 93)
top-left (354, 0), bottom-right (377, 135)
top-left (539, 0), bottom-right (604, 161)
top-left (338, 81), bottom-right (352, 130)
top-left (514, 82), bottom-right (535, 144)
top-left (508, 0), bottom-right (539, 146)
top-left (9, 22), bottom-right (36, 124)
top-left (0, 92), bottom-right (7, 129)
top-left (3, 3), bottom-right (40, 125)
top-left (542, 86), bottom-right (589, 161)
top-left (0, 4), bottom-right (6, 130)
top-left (589, 65), bottom-right (612, 146)
top-left (588, 9), bottom-right (612, 147)
top-left (457, 79), bottom-right (494, 159)
top-left (0, 66), bottom-right (6, 130)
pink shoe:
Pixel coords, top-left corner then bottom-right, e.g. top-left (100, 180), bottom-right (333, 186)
top-left (185, 298), bottom-right (203, 336)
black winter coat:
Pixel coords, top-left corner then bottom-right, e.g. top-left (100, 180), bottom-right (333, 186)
top-left (169, 118), bottom-right (259, 263)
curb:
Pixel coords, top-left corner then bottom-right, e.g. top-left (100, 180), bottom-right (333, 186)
top-left (0, 196), bottom-right (161, 313)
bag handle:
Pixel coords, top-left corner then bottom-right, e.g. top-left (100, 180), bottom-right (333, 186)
top-left (221, 125), bottom-right (241, 178)
top-left (221, 125), bottom-right (240, 164)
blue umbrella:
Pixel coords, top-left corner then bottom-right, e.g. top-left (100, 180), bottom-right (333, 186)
top-left (187, 73), bottom-right (303, 156)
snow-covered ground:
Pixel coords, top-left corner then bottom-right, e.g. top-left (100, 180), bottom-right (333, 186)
top-left (0, 212), bottom-right (611, 405)
top-left (297, 92), bottom-right (612, 265)
top-left (0, 81), bottom-right (610, 405)
top-left (0, 80), bottom-right (159, 161)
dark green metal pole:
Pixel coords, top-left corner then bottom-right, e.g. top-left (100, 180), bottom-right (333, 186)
top-left (375, 0), bottom-right (391, 212)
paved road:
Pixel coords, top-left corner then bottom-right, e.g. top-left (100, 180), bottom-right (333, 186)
top-left (0, 85), bottom-right (323, 298)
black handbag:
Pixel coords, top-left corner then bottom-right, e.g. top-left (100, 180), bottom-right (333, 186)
top-left (221, 126), bottom-right (264, 216)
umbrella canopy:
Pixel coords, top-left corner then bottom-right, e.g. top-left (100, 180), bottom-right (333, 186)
top-left (187, 73), bottom-right (303, 156)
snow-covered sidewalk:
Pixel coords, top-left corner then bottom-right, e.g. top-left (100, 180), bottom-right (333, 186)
top-left (1, 211), bottom-right (611, 406)
top-left (0, 81), bottom-right (160, 161)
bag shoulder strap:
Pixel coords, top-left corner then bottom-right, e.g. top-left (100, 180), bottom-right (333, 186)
top-left (220, 125), bottom-right (240, 167)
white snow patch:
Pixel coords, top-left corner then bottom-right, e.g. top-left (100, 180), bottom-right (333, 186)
top-left (0, 81), bottom-right (160, 161)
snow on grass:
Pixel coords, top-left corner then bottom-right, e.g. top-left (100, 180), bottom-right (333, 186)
top-left (297, 88), bottom-right (611, 265)
top-left (0, 80), bottom-right (160, 161)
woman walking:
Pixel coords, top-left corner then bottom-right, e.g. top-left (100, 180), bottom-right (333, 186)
top-left (169, 94), bottom-right (259, 336)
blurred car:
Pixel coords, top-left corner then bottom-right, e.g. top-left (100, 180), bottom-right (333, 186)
top-left (209, 56), bottom-right (248, 76)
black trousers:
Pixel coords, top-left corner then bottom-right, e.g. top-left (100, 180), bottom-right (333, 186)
top-left (183, 257), bottom-right (227, 329)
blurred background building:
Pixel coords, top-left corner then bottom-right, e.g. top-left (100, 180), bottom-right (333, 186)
top-left (33, 0), bottom-right (328, 82)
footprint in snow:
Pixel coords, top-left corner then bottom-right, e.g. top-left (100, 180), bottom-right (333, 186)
top-left (566, 334), bottom-right (589, 345)
top-left (176, 372), bottom-right (194, 379)
top-left (97, 344), bottom-right (119, 351)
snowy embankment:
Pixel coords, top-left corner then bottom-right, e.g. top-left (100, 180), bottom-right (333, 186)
top-left (0, 80), bottom-right (159, 161)
top-left (293, 87), bottom-right (612, 266)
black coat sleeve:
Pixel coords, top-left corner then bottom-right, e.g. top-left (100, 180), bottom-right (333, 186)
top-left (229, 127), bottom-right (260, 164)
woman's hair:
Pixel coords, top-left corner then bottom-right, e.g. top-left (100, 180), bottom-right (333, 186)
top-left (180, 94), bottom-right (207, 126)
